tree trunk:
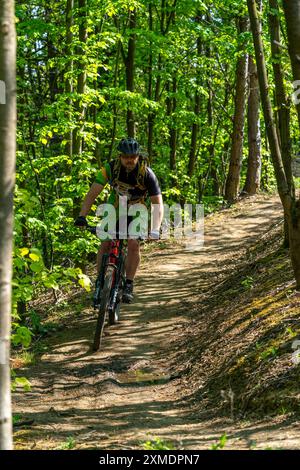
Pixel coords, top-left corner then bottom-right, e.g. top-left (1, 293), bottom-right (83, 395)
top-left (72, 0), bottom-right (87, 219)
top-left (282, 0), bottom-right (300, 128)
top-left (248, 0), bottom-right (300, 290)
top-left (45, 7), bottom-right (57, 103)
top-left (65, 0), bottom-right (74, 158)
top-left (0, 0), bottom-right (16, 450)
top-left (147, 2), bottom-right (154, 161)
top-left (269, 0), bottom-right (292, 187)
top-left (73, 0), bottom-right (87, 156)
top-left (126, 10), bottom-right (136, 138)
top-left (244, 55), bottom-right (261, 194)
top-left (268, 0), bottom-right (293, 246)
top-left (108, 41), bottom-right (121, 161)
top-left (224, 17), bottom-right (249, 202)
top-left (147, 0), bottom-right (176, 160)
top-left (187, 29), bottom-right (201, 178)
top-left (169, 76), bottom-right (177, 172)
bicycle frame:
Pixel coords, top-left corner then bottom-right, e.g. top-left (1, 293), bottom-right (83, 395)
top-left (106, 239), bottom-right (126, 314)
top-left (95, 238), bottom-right (126, 310)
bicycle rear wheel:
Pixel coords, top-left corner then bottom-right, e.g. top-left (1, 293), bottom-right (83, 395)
top-left (93, 266), bottom-right (114, 351)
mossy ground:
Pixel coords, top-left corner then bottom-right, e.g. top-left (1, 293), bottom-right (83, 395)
top-left (171, 218), bottom-right (300, 419)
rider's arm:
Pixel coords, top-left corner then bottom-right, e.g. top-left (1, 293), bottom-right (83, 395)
top-left (150, 194), bottom-right (164, 233)
top-left (79, 183), bottom-right (103, 217)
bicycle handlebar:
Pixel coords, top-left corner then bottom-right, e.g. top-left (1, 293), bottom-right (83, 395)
top-left (85, 225), bottom-right (159, 241)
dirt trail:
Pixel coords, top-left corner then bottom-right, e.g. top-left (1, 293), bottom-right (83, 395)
top-left (13, 194), bottom-right (299, 450)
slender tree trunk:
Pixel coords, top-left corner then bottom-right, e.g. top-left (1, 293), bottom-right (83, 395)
top-left (187, 87), bottom-right (200, 177)
top-left (248, 0), bottom-right (300, 290)
top-left (73, 0), bottom-right (87, 156)
top-left (188, 28), bottom-right (201, 178)
top-left (148, 0), bottom-right (176, 160)
top-left (72, 0), bottom-right (87, 220)
top-left (147, 2), bottom-right (154, 161)
top-left (268, 0), bottom-right (292, 246)
top-left (65, 0), bottom-right (74, 158)
top-left (269, 0), bottom-right (292, 186)
top-left (0, 0), bottom-right (16, 450)
top-left (282, 0), bottom-right (300, 128)
top-left (108, 42), bottom-right (121, 161)
top-left (224, 17), bottom-right (249, 202)
top-left (45, 7), bottom-right (57, 103)
top-left (244, 55), bottom-right (261, 194)
top-left (126, 10), bottom-right (136, 138)
top-left (169, 76), bottom-right (177, 172)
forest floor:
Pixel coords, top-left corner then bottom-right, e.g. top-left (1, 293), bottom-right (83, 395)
top-left (12, 193), bottom-right (300, 450)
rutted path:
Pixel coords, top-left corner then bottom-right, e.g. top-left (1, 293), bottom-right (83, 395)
top-left (13, 194), bottom-right (299, 450)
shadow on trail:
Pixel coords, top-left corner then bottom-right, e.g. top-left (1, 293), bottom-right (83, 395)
top-left (13, 196), bottom-right (289, 449)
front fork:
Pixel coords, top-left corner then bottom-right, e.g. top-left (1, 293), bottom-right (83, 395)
top-left (109, 254), bottom-right (125, 312)
top-left (93, 253), bottom-right (109, 309)
top-left (93, 251), bottom-right (125, 310)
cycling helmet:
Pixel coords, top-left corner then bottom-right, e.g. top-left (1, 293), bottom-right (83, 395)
top-left (117, 137), bottom-right (140, 155)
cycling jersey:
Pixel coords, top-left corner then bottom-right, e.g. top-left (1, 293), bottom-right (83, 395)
top-left (95, 158), bottom-right (161, 207)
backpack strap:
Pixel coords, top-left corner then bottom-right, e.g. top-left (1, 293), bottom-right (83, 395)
top-left (110, 156), bottom-right (148, 190)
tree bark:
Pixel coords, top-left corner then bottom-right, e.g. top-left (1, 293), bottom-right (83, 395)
top-left (73, 0), bottom-right (87, 156)
top-left (268, 0), bottom-right (293, 246)
top-left (282, 0), bottom-right (300, 128)
top-left (72, 0), bottom-right (87, 219)
top-left (248, 0), bottom-right (300, 290)
top-left (187, 25), bottom-right (202, 178)
top-left (169, 76), bottom-right (177, 172)
top-left (224, 17), bottom-right (249, 202)
top-left (207, 44), bottom-right (220, 196)
top-left (126, 10), bottom-right (136, 138)
top-left (247, 0), bottom-right (288, 198)
top-left (166, 77), bottom-right (177, 172)
top-left (244, 55), bottom-right (261, 194)
top-left (0, 0), bottom-right (16, 450)
top-left (65, 0), bottom-right (74, 159)
top-left (147, 0), bottom-right (176, 160)
top-left (147, 2), bottom-right (154, 161)
top-left (269, 0), bottom-right (292, 188)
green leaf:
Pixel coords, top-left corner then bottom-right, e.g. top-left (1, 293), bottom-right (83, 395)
top-left (29, 253), bottom-right (40, 262)
top-left (11, 326), bottom-right (33, 348)
top-left (30, 262), bottom-right (44, 273)
top-left (78, 274), bottom-right (91, 292)
top-left (12, 377), bottom-right (31, 392)
top-left (20, 248), bottom-right (29, 257)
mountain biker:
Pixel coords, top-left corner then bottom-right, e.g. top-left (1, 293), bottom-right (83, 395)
top-left (74, 137), bottom-right (164, 303)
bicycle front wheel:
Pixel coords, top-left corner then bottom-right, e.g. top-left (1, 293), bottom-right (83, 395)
top-left (93, 266), bottom-right (114, 351)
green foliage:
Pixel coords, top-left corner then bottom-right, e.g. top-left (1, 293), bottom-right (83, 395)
top-left (11, 326), bottom-right (33, 348)
top-left (11, 370), bottom-right (31, 393)
top-left (210, 433), bottom-right (227, 450)
top-left (259, 346), bottom-right (278, 361)
top-left (241, 276), bottom-right (254, 289)
top-left (142, 437), bottom-right (176, 451)
top-left (56, 437), bottom-right (76, 450)
top-left (285, 327), bottom-right (297, 339)
top-left (12, 414), bottom-right (22, 425)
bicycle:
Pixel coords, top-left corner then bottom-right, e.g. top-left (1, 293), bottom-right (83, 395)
top-left (87, 225), bottom-right (127, 351)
